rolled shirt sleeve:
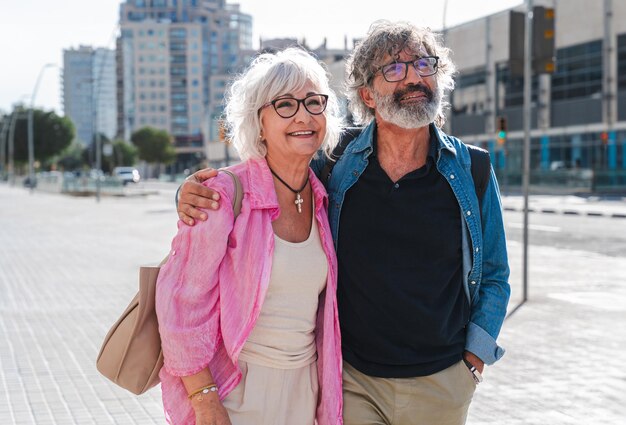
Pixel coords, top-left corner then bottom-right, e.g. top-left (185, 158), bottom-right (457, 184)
top-left (155, 180), bottom-right (234, 376)
top-left (466, 167), bottom-right (511, 365)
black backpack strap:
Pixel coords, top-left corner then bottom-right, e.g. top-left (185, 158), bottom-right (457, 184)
top-left (466, 144), bottom-right (491, 210)
top-left (320, 126), bottom-right (364, 188)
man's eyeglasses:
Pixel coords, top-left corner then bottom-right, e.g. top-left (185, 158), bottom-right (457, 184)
top-left (377, 56), bottom-right (439, 82)
top-left (260, 94), bottom-right (329, 119)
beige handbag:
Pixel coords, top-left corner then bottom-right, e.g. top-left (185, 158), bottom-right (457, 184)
top-left (96, 170), bottom-right (243, 395)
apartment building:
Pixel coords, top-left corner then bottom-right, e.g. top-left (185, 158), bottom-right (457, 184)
top-left (117, 0), bottom-right (252, 169)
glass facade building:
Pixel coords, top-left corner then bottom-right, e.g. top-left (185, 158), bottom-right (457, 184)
top-left (445, 0), bottom-right (626, 191)
top-left (63, 47), bottom-right (117, 146)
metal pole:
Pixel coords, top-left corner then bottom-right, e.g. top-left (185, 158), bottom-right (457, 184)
top-left (27, 109), bottom-right (35, 192)
top-left (0, 115), bottom-right (9, 180)
top-left (8, 110), bottom-right (21, 187)
top-left (522, 0), bottom-right (533, 303)
top-left (93, 79), bottom-right (101, 202)
top-left (93, 47), bottom-right (115, 203)
top-left (95, 133), bottom-right (101, 202)
top-left (27, 63), bottom-right (56, 193)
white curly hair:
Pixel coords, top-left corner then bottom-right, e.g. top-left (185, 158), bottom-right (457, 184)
top-left (225, 47), bottom-right (342, 160)
top-left (346, 20), bottom-right (456, 128)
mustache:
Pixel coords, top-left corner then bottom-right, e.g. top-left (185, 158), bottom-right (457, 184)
top-left (393, 84), bottom-right (434, 102)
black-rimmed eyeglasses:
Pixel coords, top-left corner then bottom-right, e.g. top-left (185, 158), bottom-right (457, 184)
top-left (376, 56), bottom-right (439, 82)
top-left (259, 94), bottom-right (328, 119)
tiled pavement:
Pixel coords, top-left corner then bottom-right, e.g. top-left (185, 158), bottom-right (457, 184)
top-left (1, 183), bottom-right (625, 424)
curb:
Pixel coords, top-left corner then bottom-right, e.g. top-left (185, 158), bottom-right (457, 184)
top-left (503, 206), bottom-right (626, 219)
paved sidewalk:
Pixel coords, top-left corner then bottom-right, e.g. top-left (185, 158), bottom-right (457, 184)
top-left (0, 184), bottom-right (625, 425)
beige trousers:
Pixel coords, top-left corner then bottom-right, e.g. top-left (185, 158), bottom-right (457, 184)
top-left (342, 360), bottom-right (477, 425)
top-left (221, 359), bottom-right (318, 425)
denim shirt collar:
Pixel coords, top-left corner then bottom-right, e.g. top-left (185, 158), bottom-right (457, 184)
top-left (345, 120), bottom-right (458, 159)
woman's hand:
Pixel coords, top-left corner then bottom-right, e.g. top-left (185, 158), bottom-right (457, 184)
top-left (177, 168), bottom-right (222, 226)
top-left (191, 392), bottom-right (232, 425)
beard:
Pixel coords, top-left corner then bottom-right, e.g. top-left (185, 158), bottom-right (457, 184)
top-left (372, 83), bottom-right (442, 129)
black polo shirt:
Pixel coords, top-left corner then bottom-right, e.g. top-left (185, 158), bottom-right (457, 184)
top-left (337, 130), bottom-right (469, 378)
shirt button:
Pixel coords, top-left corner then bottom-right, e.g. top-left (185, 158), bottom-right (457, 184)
top-left (470, 280), bottom-right (476, 285)
top-left (171, 250), bottom-right (176, 256)
top-left (450, 174), bottom-right (455, 179)
top-left (475, 247), bottom-right (480, 252)
top-left (466, 210), bottom-right (472, 216)
top-left (394, 183), bottom-right (400, 189)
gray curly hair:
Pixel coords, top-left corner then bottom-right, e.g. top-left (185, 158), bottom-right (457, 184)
top-left (225, 47), bottom-right (342, 161)
top-left (346, 20), bottom-right (456, 128)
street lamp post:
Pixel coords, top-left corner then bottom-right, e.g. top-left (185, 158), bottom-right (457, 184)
top-left (0, 115), bottom-right (9, 180)
top-left (27, 63), bottom-right (56, 193)
top-left (8, 108), bottom-right (27, 187)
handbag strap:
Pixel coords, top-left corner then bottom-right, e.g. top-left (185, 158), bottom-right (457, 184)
top-left (219, 169), bottom-right (243, 218)
top-left (159, 169), bottom-right (243, 267)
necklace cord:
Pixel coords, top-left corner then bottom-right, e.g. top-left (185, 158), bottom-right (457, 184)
top-left (267, 166), bottom-right (309, 213)
top-left (268, 167), bottom-right (309, 193)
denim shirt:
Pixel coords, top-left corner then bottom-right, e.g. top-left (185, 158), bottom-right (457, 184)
top-left (311, 121), bottom-right (510, 365)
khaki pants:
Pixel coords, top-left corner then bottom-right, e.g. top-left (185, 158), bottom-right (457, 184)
top-left (342, 360), bottom-right (477, 425)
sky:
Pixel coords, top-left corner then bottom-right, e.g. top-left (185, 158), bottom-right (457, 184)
top-left (0, 0), bottom-right (523, 114)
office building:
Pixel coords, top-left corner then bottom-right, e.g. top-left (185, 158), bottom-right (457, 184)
top-left (62, 46), bottom-right (117, 145)
top-left (444, 0), bottom-right (626, 190)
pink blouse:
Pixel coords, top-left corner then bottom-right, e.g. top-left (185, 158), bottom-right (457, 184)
top-left (155, 158), bottom-right (343, 425)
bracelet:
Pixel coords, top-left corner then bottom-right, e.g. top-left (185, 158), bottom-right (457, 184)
top-left (188, 384), bottom-right (218, 401)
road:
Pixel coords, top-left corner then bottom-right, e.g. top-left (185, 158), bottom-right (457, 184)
top-left (504, 211), bottom-right (626, 258)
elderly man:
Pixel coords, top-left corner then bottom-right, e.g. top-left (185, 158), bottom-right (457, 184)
top-left (177, 21), bottom-right (510, 425)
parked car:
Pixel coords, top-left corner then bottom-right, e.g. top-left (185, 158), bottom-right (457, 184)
top-left (113, 167), bottom-right (141, 185)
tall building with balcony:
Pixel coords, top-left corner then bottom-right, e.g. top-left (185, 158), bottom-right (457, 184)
top-left (117, 0), bottom-right (252, 170)
top-left (62, 46), bottom-right (117, 145)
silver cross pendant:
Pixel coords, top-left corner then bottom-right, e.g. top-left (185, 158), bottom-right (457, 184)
top-left (294, 192), bottom-right (304, 213)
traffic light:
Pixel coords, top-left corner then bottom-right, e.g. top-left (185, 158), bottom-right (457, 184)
top-left (533, 6), bottom-right (556, 74)
top-left (496, 116), bottom-right (507, 145)
top-left (601, 131), bottom-right (609, 145)
top-left (509, 7), bottom-right (556, 76)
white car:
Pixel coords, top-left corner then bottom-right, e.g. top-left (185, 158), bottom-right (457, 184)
top-left (113, 167), bottom-right (141, 185)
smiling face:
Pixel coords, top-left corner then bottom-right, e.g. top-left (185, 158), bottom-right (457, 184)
top-left (359, 47), bottom-right (442, 129)
top-left (259, 81), bottom-right (327, 164)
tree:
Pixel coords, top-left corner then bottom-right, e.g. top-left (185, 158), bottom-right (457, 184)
top-left (111, 139), bottom-right (138, 168)
top-left (56, 142), bottom-right (86, 172)
top-left (131, 127), bottom-right (176, 166)
top-left (82, 133), bottom-right (111, 170)
top-left (12, 108), bottom-right (75, 165)
top-left (83, 133), bottom-right (139, 173)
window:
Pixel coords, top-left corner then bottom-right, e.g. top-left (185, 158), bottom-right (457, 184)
top-left (551, 40), bottom-right (602, 101)
top-left (170, 28), bottom-right (187, 38)
top-left (496, 64), bottom-right (538, 107)
top-left (457, 70), bottom-right (486, 88)
top-left (617, 34), bottom-right (626, 90)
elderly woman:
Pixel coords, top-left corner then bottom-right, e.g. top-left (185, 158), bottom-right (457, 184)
top-left (155, 48), bottom-right (343, 425)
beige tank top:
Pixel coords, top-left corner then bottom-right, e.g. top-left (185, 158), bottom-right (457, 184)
top-left (238, 207), bottom-right (329, 369)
